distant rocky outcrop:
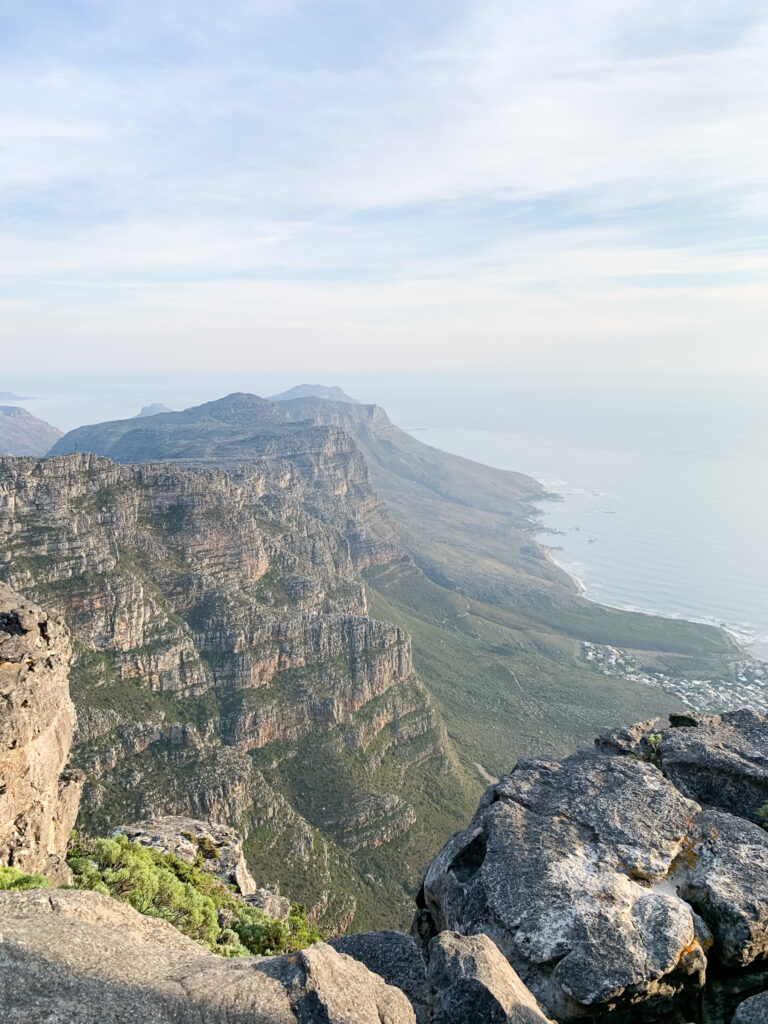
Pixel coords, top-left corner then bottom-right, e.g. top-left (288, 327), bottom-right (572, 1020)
top-left (135, 403), bottom-right (174, 417)
top-left (0, 583), bottom-right (83, 881)
top-left (0, 406), bottom-right (62, 456)
top-left (115, 815), bottom-right (292, 920)
top-left (416, 710), bottom-right (768, 1024)
top-left (269, 384), bottom-right (360, 404)
top-left (115, 815), bottom-right (259, 896)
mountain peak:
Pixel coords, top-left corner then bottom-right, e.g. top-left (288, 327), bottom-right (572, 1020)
top-left (135, 403), bottom-right (174, 418)
top-left (269, 384), bottom-right (360, 405)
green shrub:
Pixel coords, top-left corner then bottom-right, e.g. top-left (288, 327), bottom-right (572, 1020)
top-left (0, 866), bottom-right (51, 891)
top-left (231, 902), bottom-right (321, 956)
top-left (195, 835), bottom-right (220, 860)
top-left (66, 832), bottom-right (320, 957)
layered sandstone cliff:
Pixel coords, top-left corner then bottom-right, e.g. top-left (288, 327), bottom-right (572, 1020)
top-left (0, 451), bottom-right (461, 930)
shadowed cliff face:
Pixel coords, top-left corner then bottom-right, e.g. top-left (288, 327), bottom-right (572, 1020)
top-left (0, 451), bottom-right (472, 932)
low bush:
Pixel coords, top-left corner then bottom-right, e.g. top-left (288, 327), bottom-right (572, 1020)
top-left (66, 832), bottom-right (321, 956)
top-left (0, 866), bottom-right (51, 891)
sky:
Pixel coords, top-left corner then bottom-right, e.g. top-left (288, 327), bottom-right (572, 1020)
top-left (1, 0), bottom-right (767, 382)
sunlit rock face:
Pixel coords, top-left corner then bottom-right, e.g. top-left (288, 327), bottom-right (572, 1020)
top-left (0, 582), bottom-right (83, 882)
top-left (417, 711), bottom-right (768, 1024)
top-left (0, 889), bottom-right (418, 1024)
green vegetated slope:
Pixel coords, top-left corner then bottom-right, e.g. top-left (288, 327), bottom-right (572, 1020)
top-left (277, 396), bottom-right (737, 775)
top-left (44, 392), bottom-right (739, 929)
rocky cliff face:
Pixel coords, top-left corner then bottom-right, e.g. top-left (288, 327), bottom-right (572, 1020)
top-left (0, 582), bottom-right (83, 881)
top-left (0, 451), bottom-right (462, 931)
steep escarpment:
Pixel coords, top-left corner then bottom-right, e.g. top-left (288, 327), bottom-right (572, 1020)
top-left (0, 453), bottom-right (470, 931)
top-left (49, 393), bottom-right (400, 571)
top-left (0, 583), bottom-right (83, 881)
top-left (50, 394), bottom-right (738, 783)
top-left (275, 395), bottom-right (739, 777)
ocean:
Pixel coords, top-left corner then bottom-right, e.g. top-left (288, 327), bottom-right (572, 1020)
top-left (388, 386), bottom-right (768, 660)
top-left (4, 372), bottom-right (767, 658)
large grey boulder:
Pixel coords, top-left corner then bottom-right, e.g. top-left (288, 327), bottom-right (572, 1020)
top-left (674, 809), bottom-right (768, 967)
top-left (427, 931), bottom-right (554, 1024)
top-left (0, 583), bottom-right (84, 881)
top-left (245, 887), bottom-right (293, 921)
top-left (330, 929), bottom-right (430, 1020)
top-left (419, 747), bottom-right (707, 1021)
top-left (0, 888), bottom-right (415, 1024)
top-left (599, 710), bottom-right (768, 823)
top-left (0, 888), bottom-right (295, 1023)
top-left (733, 990), bottom-right (768, 1023)
top-left (254, 941), bottom-right (416, 1023)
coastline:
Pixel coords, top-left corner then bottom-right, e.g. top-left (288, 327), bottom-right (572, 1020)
top-left (538, 531), bottom-right (765, 661)
top-left (539, 542), bottom-right (586, 596)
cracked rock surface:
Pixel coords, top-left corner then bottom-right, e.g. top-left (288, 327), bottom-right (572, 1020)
top-left (0, 888), bottom-right (415, 1024)
top-left (418, 712), bottom-right (768, 1023)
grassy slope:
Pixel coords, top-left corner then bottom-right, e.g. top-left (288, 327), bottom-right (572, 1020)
top-left (278, 399), bottom-right (738, 782)
top-left (365, 563), bottom-right (685, 779)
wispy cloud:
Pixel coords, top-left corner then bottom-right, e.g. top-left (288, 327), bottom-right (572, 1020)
top-left (0, 0), bottom-right (766, 376)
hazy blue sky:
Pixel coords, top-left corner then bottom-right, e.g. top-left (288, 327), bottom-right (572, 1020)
top-left (1, 0), bottom-right (766, 381)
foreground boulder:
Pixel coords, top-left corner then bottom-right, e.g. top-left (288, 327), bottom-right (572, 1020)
top-left (254, 941), bottom-right (416, 1023)
top-left (598, 710), bottom-right (768, 823)
top-left (733, 990), bottom-right (768, 1023)
top-left (0, 583), bottom-right (83, 881)
top-left (419, 747), bottom-right (706, 1021)
top-left (418, 712), bottom-right (768, 1023)
top-left (330, 929), bottom-right (430, 1020)
top-left (427, 931), bottom-right (554, 1024)
top-left (331, 929), bottom-right (553, 1023)
top-left (0, 888), bottom-right (415, 1024)
top-left (677, 809), bottom-right (768, 968)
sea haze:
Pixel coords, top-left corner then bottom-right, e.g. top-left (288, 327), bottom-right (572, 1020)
top-left (5, 373), bottom-right (766, 657)
top-left (394, 386), bottom-right (768, 660)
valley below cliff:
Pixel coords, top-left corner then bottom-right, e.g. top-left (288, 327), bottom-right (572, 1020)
top-left (0, 391), bottom-right (745, 932)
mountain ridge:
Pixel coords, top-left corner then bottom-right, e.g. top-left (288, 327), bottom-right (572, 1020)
top-left (0, 405), bottom-right (62, 456)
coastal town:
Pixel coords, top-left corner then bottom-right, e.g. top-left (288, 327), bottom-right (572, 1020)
top-left (581, 641), bottom-right (768, 714)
